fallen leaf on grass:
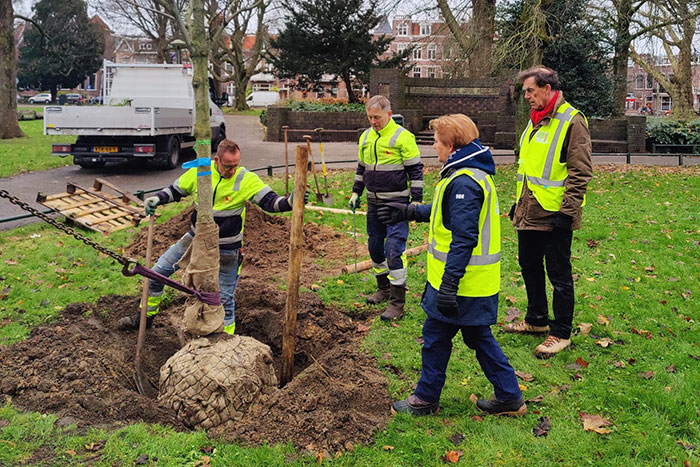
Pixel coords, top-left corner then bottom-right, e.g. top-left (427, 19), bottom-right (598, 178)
top-left (134, 454), bottom-right (150, 465)
top-left (441, 450), bottom-right (463, 464)
top-left (677, 440), bottom-right (697, 450)
top-left (578, 323), bottom-right (592, 336)
top-left (533, 416), bottom-right (552, 437)
top-left (566, 357), bottom-right (589, 370)
top-left (515, 370), bottom-right (534, 381)
top-left (613, 361), bottom-right (626, 368)
top-left (526, 394), bottom-right (544, 403)
top-left (472, 415), bottom-right (483, 422)
top-left (666, 364), bottom-right (677, 373)
top-left (64, 449), bottom-right (77, 456)
top-left (449, 433), bottom-right (466, 445)
top-left (638, 371), bottom-right (654, 380)
top-left (597, 315), bottom-right (610, 326)
top-left (4, 260), bottom-right (17, 265)
top-left (391, 322), bottom-right (400, 328)
top-left (336, 279), bottom-right (344, 285)
top-left (505, 296), bottom-right (517, 304)
top-left (631, 327), bottom-right (652, 339)
top-left (595, 338), bottom-right (614, 348)
top-left (0, 286), bottom-right (10, 300)
top-left (504, 306), bottom-right (521, 322)
top-left (356, 323), bottom-right (370, 333)
top-left (580, 413), bottom-right (612, 434)
top-left (383, 445), bottom-right (395, 451)
top-left (469, 393), bottom-right (478, 404)
top-left (519, 383), bottom-right (528, 391)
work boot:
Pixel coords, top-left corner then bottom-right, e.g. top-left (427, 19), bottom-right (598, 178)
top-left (391, 394), bottom-right (439, 416)
top-left (367, 273), bottom-right (390, 305)
top-left (380, 285), bottom-right (405, 321)
top-left (475, 397), bottom-right (527, 416)
top-left (534, 335), bottom-right (571, 358)
top-left (501, 320), bottom-right (549, 334)
top-left (117, 312), bottom-right (153, 331)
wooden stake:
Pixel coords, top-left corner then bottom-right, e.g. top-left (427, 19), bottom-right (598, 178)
top-left (341, 243), bottom-right (429, 274)
top-left (280, 145), bottom-right (309, 386)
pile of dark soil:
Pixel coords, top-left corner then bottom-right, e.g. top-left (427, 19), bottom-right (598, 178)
top-left (0, 204), bottom-right (389, 454)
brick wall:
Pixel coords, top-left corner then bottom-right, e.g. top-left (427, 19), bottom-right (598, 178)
top-left (266, 107), bottom-right (368, 142)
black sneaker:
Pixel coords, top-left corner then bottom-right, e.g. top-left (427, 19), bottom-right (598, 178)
top-left (391, 394), bottom-right (439, 416)
top-left (475, 397), bottom-right (527, 416)
top-left (117, 312), bottom-right (153, 331)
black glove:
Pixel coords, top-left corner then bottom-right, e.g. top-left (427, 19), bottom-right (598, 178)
top-left (552, 212), bottom-right (573, 231)
top-left (508, 203), bottom-right (516, 221)
top-left (436, 275), bottom-right (459, 318)
top-left (377, 203), bottom-right (416, 225)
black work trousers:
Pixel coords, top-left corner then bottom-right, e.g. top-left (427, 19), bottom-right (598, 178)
top-left (517, 229), bottom-right (574, 339)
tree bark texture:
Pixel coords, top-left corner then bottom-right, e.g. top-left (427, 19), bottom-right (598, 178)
top-left (1, 0), bottom-right (24, 139)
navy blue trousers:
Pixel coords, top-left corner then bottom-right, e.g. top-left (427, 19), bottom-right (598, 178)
top-left (414, 317), bottom-right (522, 403)
top-left (366, 203), bottom-right (408, 271)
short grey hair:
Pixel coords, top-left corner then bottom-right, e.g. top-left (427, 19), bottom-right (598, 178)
top-left (366, 95), bottom-right (391, 112)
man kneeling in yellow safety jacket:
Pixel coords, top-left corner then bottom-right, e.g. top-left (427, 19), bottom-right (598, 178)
top-left (118, 139), bottom-right (307, 335)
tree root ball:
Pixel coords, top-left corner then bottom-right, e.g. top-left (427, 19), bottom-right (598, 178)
top-left (158, 335), bottom-right (277, 430)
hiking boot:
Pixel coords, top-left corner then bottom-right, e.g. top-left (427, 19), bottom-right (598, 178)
top-left (475, 397), bottom-right (527, 416)
top-left (501, 320), bottom-right (549, 334)
top-left (380, 285), bottom-right (405, 321)
top-left (534, 335), bottom-right (571, 358)
top-left (117, 312), bottom-right (153, 331)
top-left (391, 394), bottom-right (439, 416)
top-left (367, 274), bottom-right (390, 305)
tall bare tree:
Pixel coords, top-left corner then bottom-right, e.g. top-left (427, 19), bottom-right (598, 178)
top-left (437, 0), bottom-right (496, 78)
top-left (1, 0), bottom-right (24, 139)
top-left (210, 0), bottom-right (269, 110)
top-left (92, 0), bottom-right (186, 62)
top-left (630, 0), bottom-right (700, 119)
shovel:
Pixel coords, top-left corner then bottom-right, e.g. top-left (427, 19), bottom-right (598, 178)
top-left (134, 214), bottom-right (158, 397)
top-left (303, 135), bottom-right (330, 205)
top-left (314, 128), bottom-right (334, 205)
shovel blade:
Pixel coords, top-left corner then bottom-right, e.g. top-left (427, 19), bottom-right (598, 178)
top-left (134, 369), bottom-right (158, 397)
top-left (322, 194), bottom-right (334, 206)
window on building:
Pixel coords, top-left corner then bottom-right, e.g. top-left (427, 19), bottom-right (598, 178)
top-left (420, 23), bottom-right (431, 36)
top-left (427, 44), bottom-right (437, 60)
top-left (397, 43), bottom-right (406, 54)
top-left (647, 74), bottom-right (654, 89)
top-left (397, 22), bottom-right (408, 36)
top-left (412, 67), bottom-right (422, 78)
top-left (427, 67), bottom-right (437, 78)
top-left (413, 46), bottom-right (422, 60)
top-left (661, 96), bottom-right (671, 111)
top-left (224, 62), bottom-right (233, 73)
top-left (635, 75), bottom-right (645, 89)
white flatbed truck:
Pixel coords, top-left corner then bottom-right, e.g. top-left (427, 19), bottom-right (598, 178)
top-left (45, 61), bottom-right (226, 169)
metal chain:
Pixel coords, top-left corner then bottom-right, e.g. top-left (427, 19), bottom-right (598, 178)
top-left (0, 189), bottom-right (137, 270)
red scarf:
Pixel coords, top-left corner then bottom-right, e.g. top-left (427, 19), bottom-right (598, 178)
top-left (530, 91), bottom-right (559, 126)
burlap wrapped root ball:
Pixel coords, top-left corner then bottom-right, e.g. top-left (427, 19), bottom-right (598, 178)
top-left (158, 335), bottom-right (277, 429)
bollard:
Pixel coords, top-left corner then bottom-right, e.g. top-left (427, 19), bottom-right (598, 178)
top-left (267, 165), bottom-right (273, 176)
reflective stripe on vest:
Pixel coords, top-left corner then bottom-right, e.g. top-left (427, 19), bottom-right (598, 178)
top-left (427, 167), bottom-right (501, 297)
top-left (517, 103), bottom-right (585, 211)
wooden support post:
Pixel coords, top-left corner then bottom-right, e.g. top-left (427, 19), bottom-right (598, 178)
top-left (280, 145), bottom-right (309, 386)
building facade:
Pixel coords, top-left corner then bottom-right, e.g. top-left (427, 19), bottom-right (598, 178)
top-left (626, 56), bottom-right (700, 114)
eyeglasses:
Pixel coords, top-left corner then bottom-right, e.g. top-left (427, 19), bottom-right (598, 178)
top-left (220, 164), bottom-right (238, 170)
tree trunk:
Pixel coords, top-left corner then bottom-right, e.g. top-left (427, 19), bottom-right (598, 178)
top-left (470, 0), bottom-right (495, 78)
top-left (234, 76), bottom-right (249, 111)
top-left (611, 0), bottom-right (633, 117)
top-left (192, 0), bottom-right (213, 221)
top-left (670, 13), bottom-right (696, 119)
top-left (343, 71), bottom-right (357, 103)
top-left (0, 0), bottom-right (24, 139)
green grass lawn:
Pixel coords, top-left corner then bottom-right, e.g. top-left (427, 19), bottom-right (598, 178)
top-left (0, 164), bottom-right (698, 466)
top-left (0, 119), bottom-right (75, 178)
top-left (222, 107), bottom-right (262, 116)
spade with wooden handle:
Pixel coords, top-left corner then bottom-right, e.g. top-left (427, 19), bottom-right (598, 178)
top-left (303, 135), bottom-right (326, 204)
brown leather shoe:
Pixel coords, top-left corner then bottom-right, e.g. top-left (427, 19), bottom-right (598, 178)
top-left (502, 320), bottom-right (549, 334)
top-left (534, 335), bottom-right (571, 358)
top-left (367, 273), bottom-right (390, 305)
top-left (380, 285), bottom-right (405, 320)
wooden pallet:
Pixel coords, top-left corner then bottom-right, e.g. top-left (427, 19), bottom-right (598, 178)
top-left (36, 178), bottom-right (146, 234)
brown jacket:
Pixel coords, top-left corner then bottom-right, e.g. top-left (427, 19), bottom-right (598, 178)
top-left (512, 92), bottom-right (593, 231)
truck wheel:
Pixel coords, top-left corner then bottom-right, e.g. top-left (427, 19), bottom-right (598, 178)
top-left (163, 136), bottom-right (181, 169)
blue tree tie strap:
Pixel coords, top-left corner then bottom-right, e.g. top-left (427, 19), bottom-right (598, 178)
top-left (124, 263), bottom-right (221, 305)
top-left (183, 157), bottom-right (212, 176)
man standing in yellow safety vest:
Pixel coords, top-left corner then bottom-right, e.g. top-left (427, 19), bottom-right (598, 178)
top-left (502, 67), bottom-right (593, 358)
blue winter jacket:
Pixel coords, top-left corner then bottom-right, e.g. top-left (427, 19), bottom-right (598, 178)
top-left (415, 139), bottom-right (500, 326)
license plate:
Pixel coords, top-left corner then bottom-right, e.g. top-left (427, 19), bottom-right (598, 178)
top-left (93, 146), bottom-right (118, 153)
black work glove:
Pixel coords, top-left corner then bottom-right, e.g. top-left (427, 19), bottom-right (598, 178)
top-left (436, 275), bottom-right (459, 318)
top-left (552, 212), bottom-right (573, 231)
top-left (377, 202), bottom-right (416, 225)
top-left (508, 203), bottom-right (516, 221)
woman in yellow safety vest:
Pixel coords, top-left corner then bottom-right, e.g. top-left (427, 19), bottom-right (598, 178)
top-left (378, 114), bottom-right (526, 417)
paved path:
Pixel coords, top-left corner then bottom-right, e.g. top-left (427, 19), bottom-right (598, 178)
top-left (1, 114), bottom-right (697, 231)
